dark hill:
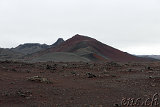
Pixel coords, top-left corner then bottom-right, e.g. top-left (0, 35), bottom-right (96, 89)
top-left (12, 43), bottom-right (49, 55)
top-left (0, 38), bottom-right (64, 61)
top-left (0, 48), bottom-right (23, 61)
top-left (11, 38), bottom-right (64, 55)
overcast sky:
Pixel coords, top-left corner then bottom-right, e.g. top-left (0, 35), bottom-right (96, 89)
top-left (0, 0), bottom-right (160, 55)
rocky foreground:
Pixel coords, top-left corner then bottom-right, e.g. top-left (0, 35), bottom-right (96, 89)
top-left (0, 61), bottom-right (160, 107)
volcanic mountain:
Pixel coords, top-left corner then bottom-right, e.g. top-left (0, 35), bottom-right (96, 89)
top-left (24, 34), bottom-right (147, 62)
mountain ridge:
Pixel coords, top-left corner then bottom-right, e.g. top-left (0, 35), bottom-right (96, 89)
top-left (11, 38), bottom-right (64, 55)
top-left (23, 34), bottom-right (150, 62)
top-left (0, 38), bottom-right (64, 61)
top-left (0, 35), bottom-right (155, 62)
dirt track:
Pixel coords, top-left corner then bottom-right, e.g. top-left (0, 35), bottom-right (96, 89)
top-left (0, 61), bottom-right (160, 107)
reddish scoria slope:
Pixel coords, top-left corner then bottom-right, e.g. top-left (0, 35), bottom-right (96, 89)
top-left (25, 34), bottom-right (147, 62)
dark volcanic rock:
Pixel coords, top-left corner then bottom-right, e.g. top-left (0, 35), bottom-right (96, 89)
top-left (87, 72), bottom-right (96, 78)
top-left (51, 38), bottom-right (64, 47)
top-left (12, 43), bottom-right (50, 55)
